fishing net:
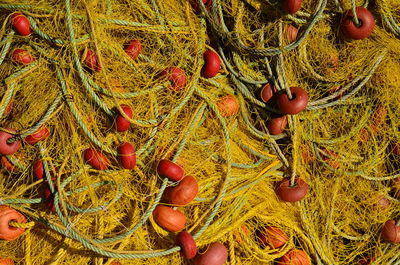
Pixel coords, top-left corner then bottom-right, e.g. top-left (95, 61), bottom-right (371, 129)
top-left (0, 0), bottom-right (399, 264)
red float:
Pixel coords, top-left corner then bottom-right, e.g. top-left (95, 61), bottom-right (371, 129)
top-left (341, 7), bottom-right (375, 40)
top-left (160, 67), bottom-right (187, 91)
top-left (276, 249), bottom-right (310, 265)
top-left (125, 40), bottom-right (142, 61)
top-left (194, 242), bottom-right (228, 265)
top-left (282, 0), bottom-right (302, 14)
top-left (260, 84), bottom-right (276, 103)
top-left (164, 176), bottom-right (198, 206)
top-left (10, 13), bottom-right (31, 36)
top-left (0, 129), bottom-right (21, 156)
top-left (381, 219), bottom-right (400, 243)
top-left (33, 160), bottom-right (44, 180)
top-left (11, 49), bottom-right (34, 65)
top-left (190, 0), bottom-right (212, 12)
top-left (275, 178), bottom-right (309, 202)
top-left (157, 159), bottom-right (184, 181)
top-left (176, 231), bottom-right (197, 259)
top-left (201, 50), bottom-right (221, 78)
top-left (258, 226), bottom-right (289, 249)
top-left (216, 95), bottom-right (239, 117)
top-left (115, 104), bottom-right (133, 132)
top-left (277, 87), bottom-right (308, 115)
top-left (117, 142), bottom-right (136, 169)
top-left (83, 148), bottom-right (109, 170)
top-left (266, 116), bottom-right (287, 135)
top-left (0, 206), bottom-right (27, 240)
top-left (43, 186), bottom-right (56, 213)
top-left (152, 205), bottom-right (186, 232)
top-left (25, 126), bottom-right (50, 145)
top-left (83, 49), bottom-right (101, 72)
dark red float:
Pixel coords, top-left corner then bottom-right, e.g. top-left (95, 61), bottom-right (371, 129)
top-left (201, 50), bottom-right (221, 78)
top-left (125, 40), bottom-right (142, 61)
top-left (176, 231), bottom-right (197, 259)
top-left (11, 49), bottom-right (34, 65)
top-left (282, 0), bottom-right (302, 14)
top-left (117, 142), bottom-right (136, 169)
top-left (157, 159), bottom-right (184, 181)
top-left (275, 178), bottom-right (309, 202)
top-left (160, 67), bottom-right (187, 91)
top-left (277, 87), bottom-right (308, 115)
top-left (83, 148), bottom-right (109, 170)
top-left (83, 49), bottom-right (101, 72)
top-left (10, 13), bottom-right (31, 36)
top-left (0, 129), bottom-right (20, 156)
top-left (266, 116), bottom-right (287, 135)
top-left (115, 104), bottom-right (133, 132)
top-left (25, 126), bottom-right (50, 145)
top-left (341, 7), bottom-right (375, 40)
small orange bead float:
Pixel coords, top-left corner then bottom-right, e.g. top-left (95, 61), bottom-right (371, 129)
top-left (0, 206), bottom-right (27, 240)
top-left (25, 126), bottom-right (50, 145)
top-left (83, 49), bottom-right (101, 72)
top-left (260, 84), bottom-right (276, 104)
top-left (83, 148), bottom-right (109, 170)
top-left (115, 104), bottom-right (133, 132)
top-left (281, 0), bottom-right (302, 15)
top-left (164, 176), bottom-right (199, 206)
top-left (340, 7), bottom-right (375, 40)
top-left (320, 148), bottom-right (340, 169)
top-left (202, 50), bottom-right (221, 78)
top-left (10, 13), bottom-right (31, 36)
top-left (1, 156), bottom-right (16, 173)
top-left (117, 142), bottom-right (136, 169)
top-left (267, 115), bottom-right (288, 135)
top-left (233, 225), bottom-right (250, 243)
top-left (277, 87), bottom-right (308, 115)
top-left (276, 249), bottom-right (310, 265)
top-left (195, 242), bottom-right (228, 265)
top-left (258, 226), bottom-right (289, 249)
top-left (176, 231), bottom-right (197, 259)
top-left (284, 24), bottom-right (298, 43)
top-left (381, 219), bottom-right (400, 243)
top-left (275, 178), bottom-right (309, 202)
top-left (0, 129), bottom-right (21, 156)
top-left (157, 159), bottom-right (184, 181)
top-left (152, 205), bottom-right (186, 232)
top-left (0, 258), bottom-right (14, 265)
top-left (326, 54), bottom-right (339, 73)
top-left (11, 49), bottom-right (34, 65)
top-left (216, 95), bottom-right (239, 117)
top-left (125, 40), bottom-right (142, 61)
top-left (160, 67), bottom-right (187, 91)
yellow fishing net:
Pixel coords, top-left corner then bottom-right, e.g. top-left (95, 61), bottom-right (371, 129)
top-left (0, 0), bottom-right (399, 264)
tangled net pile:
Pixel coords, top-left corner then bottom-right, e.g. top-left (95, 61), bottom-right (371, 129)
top-left (0, 0), bottom-right (400, 264)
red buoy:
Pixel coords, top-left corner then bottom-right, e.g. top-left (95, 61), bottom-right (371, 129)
top-left (258, 226), bottom-right (289, 249)
top-left (0, 206), bottom-right (27, 240)
top-left (11, 49), bottom-right (34, 65)
top-left (164, 176), bottom-right (199, 206)
top-left (260, 84), bottom-right (276, 103)
top-left (117, 142), bottom-right (136, 169)
top-left (201, 50), bottom-right (221, 78)
top-left (83, 148), bottom-right (109, 170)
top-left (152, 205), bottom-right (186, 232)
top-left (115, 104), bottom-right (133, 132)
top-left (216, 95), bottom-right (240, 117)
top-left (33, 160), bottom-right (44, 180)
top-left (381, 219), bottom-right (400, 243)
top-left (282, 0), bottom-right (302, 14)
top-left (176, 231), bottom-right (197, 259)
top-left (159, 67), bottom-right (187, 91)
top-left (277, 87), bottom-right (308, 115)
top-left (43, 186), bottom-right (56, 213)
top-left (0, 129), bottom-right (20, 156)
top-left (0, 257), bottom-right (14, 265)
top-left (194, 242), bottom-right (228, 265)
top-left (125, 40), bottom-right (142, 61)
top-left (25, 126), bottom-right (50, 145)
top-left (83, 49), bottom-right (101, 72)
top-left (285, 24), bottom-right (298, 43)
top-left (157, 159), bottom-right (184, 181)
top-left (276, 249), bottom-right (310, 265)
top-left (10, 13), bottom-right (31, 36)
top-left (341, 7), bottom-right (375, 40)
top-left (275, 178), bottom-right (309, 202)
top-left (266, 115), bottom-right (287, 135)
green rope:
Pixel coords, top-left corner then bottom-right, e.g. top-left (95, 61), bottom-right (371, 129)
top-left (0, 30), bottom-right (14, 65)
